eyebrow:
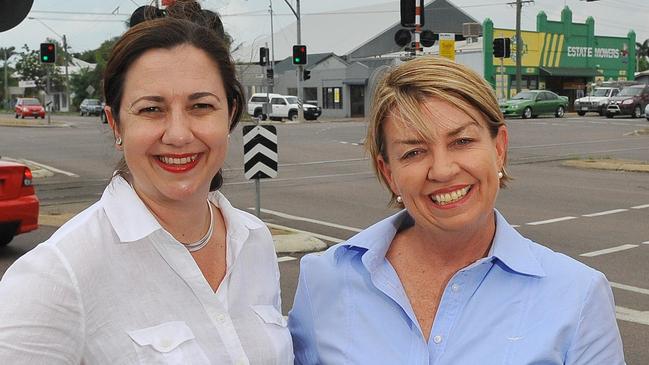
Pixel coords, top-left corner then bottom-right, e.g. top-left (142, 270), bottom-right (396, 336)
top-left (392, 120), bottom-right (482, 145)
top-left (129, 92), bottom-right (222, 106)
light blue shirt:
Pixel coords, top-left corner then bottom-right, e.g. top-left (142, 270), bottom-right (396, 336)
top-left (288, 210), bottom-right (624, 365)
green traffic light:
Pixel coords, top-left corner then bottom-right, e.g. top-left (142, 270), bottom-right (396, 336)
top-left (295, 57), bottom-right (301, 63)
top-left (43, 56), bottom-right (49, 61)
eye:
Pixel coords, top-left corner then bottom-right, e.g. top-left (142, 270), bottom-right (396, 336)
top-left (401, 149), bottom-right (424, 160)
top-left (454, 137), bottom-right (474, 146)
top-left (138, 106), bottom-right (162, 114)
top-left (192, 103), bottom-right (214, 110)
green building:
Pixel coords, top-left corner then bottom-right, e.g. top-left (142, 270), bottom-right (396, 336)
top-left (483, 6), bottom-right (635, 107)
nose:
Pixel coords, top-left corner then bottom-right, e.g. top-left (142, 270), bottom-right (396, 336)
top-left (161, 108), bottom-right (194, 146)
top-left (427, 150), bottom-right (460, 182)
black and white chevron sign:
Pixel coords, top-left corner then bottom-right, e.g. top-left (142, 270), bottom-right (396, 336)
top-left (243, 125), bottom-right (278, 179)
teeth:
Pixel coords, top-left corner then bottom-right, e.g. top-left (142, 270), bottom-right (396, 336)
top-left (159, 155), bottom-right (197, 165)
top-left (432, 186), bottom-right (471, 206)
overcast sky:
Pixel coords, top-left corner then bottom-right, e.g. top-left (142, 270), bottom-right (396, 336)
top-left (1, 0), bottom-right (647, 55)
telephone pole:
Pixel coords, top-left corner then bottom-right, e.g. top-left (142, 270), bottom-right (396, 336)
top-left (509, 0), bottom-right (534, 93)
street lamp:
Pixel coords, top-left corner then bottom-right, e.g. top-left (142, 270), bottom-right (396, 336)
top-left (28, 17), bottom-right (70, 112)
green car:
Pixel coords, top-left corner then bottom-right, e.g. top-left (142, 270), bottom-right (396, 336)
top-left (499, 90), bottom-right (569, 119)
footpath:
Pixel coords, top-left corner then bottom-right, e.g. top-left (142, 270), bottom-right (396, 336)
top-left (2, 114), bottom-right (648, 253)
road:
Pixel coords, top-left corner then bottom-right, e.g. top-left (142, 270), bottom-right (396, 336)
top-left (2, 113), bottom-right (648, 363)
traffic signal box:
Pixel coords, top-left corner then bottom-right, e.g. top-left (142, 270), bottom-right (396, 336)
top-left (40, 43), bottom-right (56, 63)
top-left (259, 47), bottom-right (269, 66)
top-left (303, 69), bottom-right (311, 81)
top-left (492, 37), bottom-right (511, 58)
top-left (292, 45), bottom-right (307, 65)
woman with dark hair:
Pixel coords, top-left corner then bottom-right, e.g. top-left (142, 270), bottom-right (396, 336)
top-left (0, 2), bottom-right (292, 364)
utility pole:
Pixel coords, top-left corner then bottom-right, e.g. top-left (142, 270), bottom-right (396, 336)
top-left (510, 0), bottom-right (534, 93)
top-left (282, 0), bottom-right (303, 121)
top-left (269, 0), bottom-right (275, 94)
top-left (3, 49), bottom-right (9, 109)
top-left (63, 34), bottom-right (70, 112)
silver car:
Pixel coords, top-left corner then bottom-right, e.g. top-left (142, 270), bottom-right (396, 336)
top-left (79, 99), bottom-right (103, 116)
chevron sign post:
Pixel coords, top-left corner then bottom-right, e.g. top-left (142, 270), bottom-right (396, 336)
top-left (243, 125), bottom-right (278, 217)
top-left (243, 125), bottom-right (278, 179)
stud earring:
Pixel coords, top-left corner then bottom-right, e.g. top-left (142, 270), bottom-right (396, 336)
top-left (396, 196), bottom-right (403, 203)
top-left (116, 136), bottom-right (122, 146)
top-left (497, 171), bottom-right (504, 179)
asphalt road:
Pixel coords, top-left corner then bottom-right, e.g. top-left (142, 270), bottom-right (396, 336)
top-left (1, 113), bottom-right (648, 363)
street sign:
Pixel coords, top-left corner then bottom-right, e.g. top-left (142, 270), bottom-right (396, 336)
top-left (243, 125), bottom-right (278, 179)
top-left (86, 85), bottom-right (95, 95)
top-left (18, 80), bottom-right (36, 88)
top-left (438, 33), bottom-right (455, 61)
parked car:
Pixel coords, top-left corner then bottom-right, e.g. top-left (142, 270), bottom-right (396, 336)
top-left (79, 98), bottom-right (103, 116)
top-left (14, 98), bottom-right (45, 119)
top-left (573, 87), bottom-right (620, 116)
top-left (606, 84), bottom-right (649, 118)
top-left (499, 90), bottom-right (569, 119)
top-left (0, 159), bottom-right (39, 246)
top-left (645, 103), bottom-right (649, 121)
top-left (247, 93), bottom-right (322, 121)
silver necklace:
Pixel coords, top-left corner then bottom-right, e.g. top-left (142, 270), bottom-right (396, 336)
top-left (183, 200), bottom-right (214, 252)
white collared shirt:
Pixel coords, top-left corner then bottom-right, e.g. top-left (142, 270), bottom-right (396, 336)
top-left (0, 176), bottom-right (293, 365)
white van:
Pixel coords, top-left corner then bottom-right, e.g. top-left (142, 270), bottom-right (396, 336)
top-left (247, 93), bottom-right (322, 121)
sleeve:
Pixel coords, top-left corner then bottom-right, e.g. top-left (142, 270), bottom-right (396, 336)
top-left (0, 244), bottom-right (84, 364)
top-left (565, 271), bottom-right (625, 365)
top-left (288, 256), bottom-right (319, 365)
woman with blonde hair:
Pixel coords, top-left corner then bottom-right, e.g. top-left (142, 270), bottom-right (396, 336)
top-left (289, 56), bottom-right (624, 364)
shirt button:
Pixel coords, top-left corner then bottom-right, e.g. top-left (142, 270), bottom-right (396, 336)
top-left (159, 339), bottom-right (172, 350)
top-left (216, 313), bottom-right (226, 322)
top-left (433, 335), bottom-right (443, 344)
top-left (451, 283), bottom-right (461, 292)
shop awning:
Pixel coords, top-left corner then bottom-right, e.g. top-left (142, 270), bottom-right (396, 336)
top-left (539, 67), bottom-right (597, 77)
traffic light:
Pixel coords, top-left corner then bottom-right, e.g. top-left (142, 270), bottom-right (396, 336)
top-left (259, 47), bottom-right (269, 66)
top-left (292, 45), bottom-right (307, 65)
top-left (303, 69), bottom-right (311, 81)
top-left (492, 38), bottom-right (511, 58)
top-left (40, 43), bottom-right (56, 63)
top-left (266, 68), bottom-right (274, 79)
top-left (400, 0), bottom-right (425, 27)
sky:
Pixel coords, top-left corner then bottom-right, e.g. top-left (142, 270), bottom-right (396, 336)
top-left (1, 0), bottom-right (648, 57)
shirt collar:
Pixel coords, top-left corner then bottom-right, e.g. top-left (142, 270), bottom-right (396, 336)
top-left (102, 176), bottom-right (264, 244)
top-left (335, 209), bottom-right (546, 278)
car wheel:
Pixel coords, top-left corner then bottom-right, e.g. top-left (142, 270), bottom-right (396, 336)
top-left (577, 111), bottom-right (586, 116)
top-left (522, 107), bottom-right (532, 119)
top-left (632, 105), bottom-right (641, 118)
top-left (261, 114), bottom-right (268, 121)
top-left (599, 106), bottom-right (606, 116)
top-left (14, 114), bottom-right (18, 119)
top-left (289, 111), bottom-right (298, 121)
top-left (80, 111), bottom-right (84, 116)
top-left (555, 105), bottom-right (565, 118)
top-left (253, 108), bottom-right (262, 119)
top-left (20, 114), bottom-right (24, 119)
top-left (606, 113), bottom-right (614, 118)
top-left (0, 226), bottom-right (16, 246)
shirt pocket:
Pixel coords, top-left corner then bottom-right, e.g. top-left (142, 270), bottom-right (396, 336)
top-left (127, 321), bottom-right (211, 365)
top-left (251, 305), bottom-right (294, 365)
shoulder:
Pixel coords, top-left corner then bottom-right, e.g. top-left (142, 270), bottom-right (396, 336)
top-left (528, 240), bottom-right (605, 282)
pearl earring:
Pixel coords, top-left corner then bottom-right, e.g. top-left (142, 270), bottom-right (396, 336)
top-left (116, 137), bottom-right (122, 146)
top-left (497, 171), bottom-right (504, 179)
top-left (396, 196), bottom-right (403, 203)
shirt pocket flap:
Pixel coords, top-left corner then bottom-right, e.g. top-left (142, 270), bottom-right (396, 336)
top-left (127, 321), bottom-right (195, 353)
top-left (252, 304), bottom-right (288, 327)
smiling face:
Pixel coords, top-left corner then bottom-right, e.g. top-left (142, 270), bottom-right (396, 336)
top-left (107, 44), bottom-right (232, 206)
top-left (377, 96), bottom-right (508, 236)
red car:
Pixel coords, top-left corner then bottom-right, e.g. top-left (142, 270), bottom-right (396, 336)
top-left (0, 160), bottom-right (39, 246)
top-left (15, 97), bottom-right (46, 119)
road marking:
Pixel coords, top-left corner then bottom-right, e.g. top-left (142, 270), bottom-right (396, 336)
top-left (222, 157), bottom-right (368, 172)
top-left (254, 208), bottom-right (363, 232)
top-left (611, 122), bottom-right (634, 126)
top-left (616, 306), bottom-right (649, 326)
top-left (509, 137), bottom-right (630, 150)
top-left (610, 282), bottom-right (649, 296)
top-left (631, 204), bottom-right (649, 209)
top-left (582, 209), bottom-right (628, 217)
top-left (526, 216), bottom-right (577, 226)
top-left (223, 171), bottom-right (373, 186)
top-left (266, 222), bottom-right (344, 243)
top-left (21, 159), bottom-right (79, 177)
top-left (643, 241), bottom-right (649, 245)
top-left (511, 224), bottom-right (521, 228)
top-left (277, 256), bottom-right (297, 263)
top-left (579, 244), bottom-right (639, 257)
top-left (589, 121), bottom-right (607, 124)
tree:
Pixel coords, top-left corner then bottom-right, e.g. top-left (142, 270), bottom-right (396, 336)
top-left (14, 44), bottom-right (65, 96)
top-left (635, 39), bottom-right (649, 72)
top-left (68, 37), bottom-right (118, 109)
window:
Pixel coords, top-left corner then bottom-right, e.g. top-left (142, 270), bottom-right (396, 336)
top-left (271, 98), bottom-right (286, 105)
top-left (303, 87), bottom-right (317, 104)
top-left (323, 87), bottom-right (343, 109)
top-left (287, 88), bottom-right (297, 96)
top-left (544, 92), bottom-right (558, 100)
top-left (251, 96), bottom-right (268, 103)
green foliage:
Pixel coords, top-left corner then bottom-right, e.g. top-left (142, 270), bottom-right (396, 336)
top-left (69, 37), bottom-right (118, 109)
top-left (14, 44), bottom-right (65, 95)
top-left (635, 39), bottom-right (649, 72)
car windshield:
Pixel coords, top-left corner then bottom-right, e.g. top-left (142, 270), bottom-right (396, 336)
top-left (619, 87), bottom-right (642, 96)
top-left (22, 99), bottom-right (40, 105)
top-left (591, 89), bottom-right (610, 97)
top-left (511, 92), bottom-right (535, 100)
top-left (286, 97), bottom-right (299, 104)
top-left (85, 100), bottom-right (100, 105)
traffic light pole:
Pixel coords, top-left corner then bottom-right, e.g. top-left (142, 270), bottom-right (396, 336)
top-left (46, 67), bottom-right (51, 125)
top-left (63, 34), bottom-right (70, 112)
top-left (282, 0), bottom-right (303, 121)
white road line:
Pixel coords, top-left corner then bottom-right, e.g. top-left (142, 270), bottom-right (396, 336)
top-left (526, 216), bottom-right (577, 226)
top-left (582, 209), bottom-right (628, 217)
top-left (223, 171), bottom-right (373, 186)
top-left (22, 159), bottom-right (79, 177)
top-left (615, 306), bottom-right (649, 326)
top-left (222, 157), bottom-right (369, 172)
top-left (643, 241), bottom-right (649, 245)
top-left (255, 208), bottom-right (363, 233)
top-left (266, 222), bottom-right (344, 243)
top-left (579, 244), bottom-right (639, 257)
top-left (631, 204), bottom-right (649, 209)
top-left (277, 256), bottom-right (297, 263)
top-left (610, 282), bottom-right (649, 296)
top-left (589, 121), bottom-right (607, 124)
top-left (511, 225), bottom-right (521, 228)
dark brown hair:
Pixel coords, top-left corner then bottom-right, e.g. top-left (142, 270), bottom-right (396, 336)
top-left (103, 15), bottom-right (243, 191)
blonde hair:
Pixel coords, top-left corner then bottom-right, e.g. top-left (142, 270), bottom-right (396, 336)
top-left (366, 56), bottom-right (510, 206)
